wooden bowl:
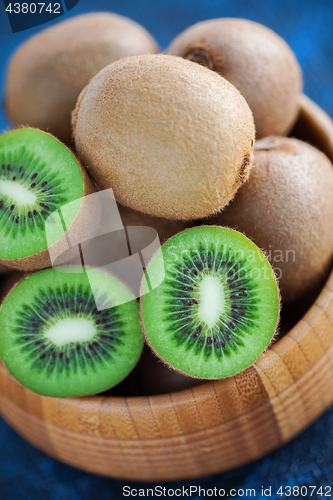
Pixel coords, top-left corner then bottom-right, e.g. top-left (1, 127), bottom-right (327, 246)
top-left (0, 94), bottom-right (333, 482)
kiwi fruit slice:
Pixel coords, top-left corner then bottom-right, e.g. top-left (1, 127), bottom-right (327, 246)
top-left (5, 12), bottom-right (158, 145)
top-left (141, 226), bottom-right (280, 379)
top-left (0, 267), bottom-right (144, 397)
top-left (73, 54), bottom-right (255, 220)
top-left (0, 128), bottom-right (95, 271)
top-left (167, 18), bottom-right (302, 138)
top-left (207, 137), bottom-right (333, 303)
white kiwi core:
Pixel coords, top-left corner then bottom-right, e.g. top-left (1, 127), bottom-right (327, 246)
top-left (0, 179), bottom-right (37, 206)
top-left (197, 276), bottom-right (225, 328)
top-left (45, 318), bottom-right (97, 346)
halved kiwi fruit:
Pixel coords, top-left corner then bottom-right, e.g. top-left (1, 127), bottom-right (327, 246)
top-left (141, 226), bottom-right (280, 379)
top-left (0, 128), bottom-right (95, 270)
top-left (0, 267), bottom-right (144, 397)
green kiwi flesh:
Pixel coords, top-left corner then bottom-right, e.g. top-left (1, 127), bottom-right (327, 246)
top-left (0, 128), bottom-right (86, 267)
top-left (0, 267), bottom-right (144, 397)
top-left (141, 226), bottom-right (280, 379)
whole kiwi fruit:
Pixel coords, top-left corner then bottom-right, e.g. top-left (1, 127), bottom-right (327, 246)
top-left (207, 137), bottom-right (333, 303)
top-left (167, 18), bottom-right (302, 138)
top-left (5, 12), bottom-right (158, 145)
top-left (73, 54), bottom-right (255, 220)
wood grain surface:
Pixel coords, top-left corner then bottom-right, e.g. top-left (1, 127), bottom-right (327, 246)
top-left (0, 95), bottom-right (332, 482)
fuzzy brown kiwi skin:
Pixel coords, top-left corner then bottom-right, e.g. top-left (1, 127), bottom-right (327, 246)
top-left (73, 54), bottom-right (255, 221)
top-left (5, 12), bottom-right (159, 145)
top-left (139, 226), bottom-right (281, 380)
top-left (167, 18), bottom-right (302, 139)
top-left (0, 129), bottom-right (96, 272)
top-left (206, 137), bottom-right (333, 304)
top-left (71, 84), bottom-right (89, 143)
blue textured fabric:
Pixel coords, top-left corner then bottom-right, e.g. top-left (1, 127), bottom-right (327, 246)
top-left (0, 0), bottom-right (333, 497)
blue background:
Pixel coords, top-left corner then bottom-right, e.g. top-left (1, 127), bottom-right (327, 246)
top-left (0, 0), bottom-right (333, 498)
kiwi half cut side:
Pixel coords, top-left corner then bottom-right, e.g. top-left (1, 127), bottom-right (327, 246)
top-left (0, 128), bottom-right (94, 271)
top-left (141, 226), bottom-right (280, 379)
top-left (0, 267), bottom-right (144, 397)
